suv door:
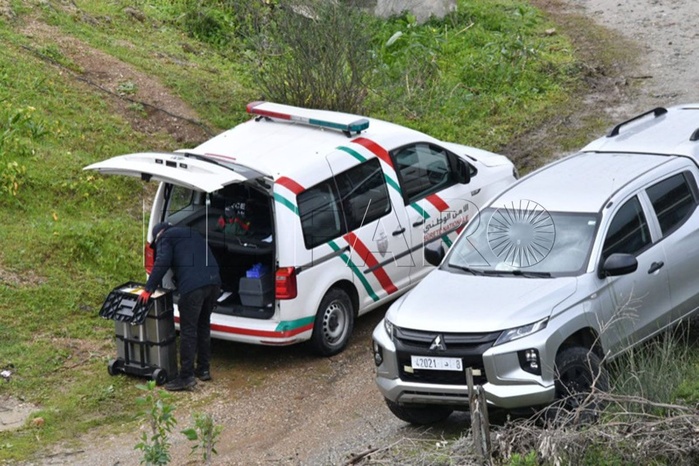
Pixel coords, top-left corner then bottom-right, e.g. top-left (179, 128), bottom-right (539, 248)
top-left (596, 195), bottom-right (671, 355)
top-left (645, 170), bottom-right (699, 322)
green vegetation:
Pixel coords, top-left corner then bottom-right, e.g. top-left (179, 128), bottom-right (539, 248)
top-left (135, 381), bottom-right (177, 465)
top-left (0, 0), bottom-right (689, 463)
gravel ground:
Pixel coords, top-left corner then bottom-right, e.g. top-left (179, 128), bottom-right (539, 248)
top-left (12, 1), bottom-right (699, 465)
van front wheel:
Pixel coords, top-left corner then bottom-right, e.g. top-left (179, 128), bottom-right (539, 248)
top-left (310, 288), bottom-right (354, 356)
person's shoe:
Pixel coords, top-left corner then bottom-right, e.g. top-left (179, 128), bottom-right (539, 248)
top-left (195, 370), bottom-right (212, 382)
top-left (164, 376), bottom-right (197, 391)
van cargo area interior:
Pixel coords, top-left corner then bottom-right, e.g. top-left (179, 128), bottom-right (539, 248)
top-left (163, 182), bottom-right (275, 319)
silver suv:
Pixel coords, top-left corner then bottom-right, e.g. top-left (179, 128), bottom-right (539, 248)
top-left (372, 104), bottom-right (699, 424)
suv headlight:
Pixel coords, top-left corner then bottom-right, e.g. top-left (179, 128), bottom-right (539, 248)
top-left (494, 317), bottom-right (548, 346)
top-left (384, 318), bottom-right (394, 340)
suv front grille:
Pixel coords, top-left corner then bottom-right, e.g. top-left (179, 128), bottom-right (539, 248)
top-left (394, 327), bottom-right (501, 386)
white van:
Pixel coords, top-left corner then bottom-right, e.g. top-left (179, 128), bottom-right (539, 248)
top-left (86, 102), bottom-right (516, 355)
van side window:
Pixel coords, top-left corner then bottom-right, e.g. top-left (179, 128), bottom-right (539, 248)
top-left (602, 196), bottom-right (651, 260)
top-left (167, 185), bottom-right (194, 215)
top-left (392, 143), bottom-right (455, 203)
top-left (646, 172), bottom-right (697, 236)
top-left (298, 181), bottom-right (342, 249)
top-left (336, 158), bottom-right (391, 232)
top-left (297, 158), bottom-right (391, 249)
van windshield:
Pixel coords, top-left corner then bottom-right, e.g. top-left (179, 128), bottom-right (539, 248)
top-left (446, 208), bottom-right (599, 276)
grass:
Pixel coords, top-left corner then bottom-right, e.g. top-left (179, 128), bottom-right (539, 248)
top-left (0, 0), bottom-right (691, 463)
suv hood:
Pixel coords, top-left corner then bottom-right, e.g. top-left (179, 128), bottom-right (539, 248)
top-left (388, 269), bottom-right (577, 333)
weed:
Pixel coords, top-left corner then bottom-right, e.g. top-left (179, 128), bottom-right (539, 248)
top-left (128, 102), bottom-right (147, 117)
top-left (134, 380), bottom-right (176, 466)
top-left (182, 412), bottom-right (223, 465)
top-left (117, 80), bottom-right (138, 96)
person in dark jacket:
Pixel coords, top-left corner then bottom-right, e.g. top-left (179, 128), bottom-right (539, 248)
top-left (138, 222), bottom-right (221, 391)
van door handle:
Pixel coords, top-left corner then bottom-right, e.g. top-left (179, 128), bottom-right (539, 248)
top-left (392, 227), bottom-right (406, 236)
top-left (648, 261), bottom-right (664, 274)
top-left (412, 219), bottom-right (425, 227)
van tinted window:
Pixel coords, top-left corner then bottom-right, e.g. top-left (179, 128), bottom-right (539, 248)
top-left (392, 143), bottom-right (455, 203)
top-left (167, 185), bottom-right (194, 215)
top-left (298, 159), bottom-right (390, 248)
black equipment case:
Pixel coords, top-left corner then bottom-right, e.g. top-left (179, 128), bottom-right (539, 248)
top-left (99, 282), bottom-right (177, 385)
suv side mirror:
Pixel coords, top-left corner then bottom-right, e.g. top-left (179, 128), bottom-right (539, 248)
top-left (424, 243), bottom-right (445, 267)
top-left (455, 158), bottom-right (471, 184)
top-left (600, 253), bottom-right (638, 277)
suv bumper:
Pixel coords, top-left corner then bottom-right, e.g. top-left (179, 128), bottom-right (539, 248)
top-left (372, 320), bottom-right (556, 410)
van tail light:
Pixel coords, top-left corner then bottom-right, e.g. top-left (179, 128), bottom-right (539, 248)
top-left (275, 267), bottom-right (297, 300)
top-left (144, 242), bottom-right (155, 274)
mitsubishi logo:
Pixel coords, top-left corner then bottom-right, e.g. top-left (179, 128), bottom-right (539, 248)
top-left (429, 334), bottom-right (447, 352)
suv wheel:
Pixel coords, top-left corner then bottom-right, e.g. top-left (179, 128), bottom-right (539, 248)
top-left (548, 346), bottom-right (608, 424)
top-left (385, 399), bottom-right (453, 425)
top-left (310, 288), bottom-right (354, 356)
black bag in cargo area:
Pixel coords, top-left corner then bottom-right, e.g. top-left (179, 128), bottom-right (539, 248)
top-left (98, 282), bottom-right (177, 385)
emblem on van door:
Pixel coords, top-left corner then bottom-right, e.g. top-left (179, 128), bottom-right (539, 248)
top-left (429, 334), bottom-right (447, 352)
top-left (376, 229), bottom-right (388, 257)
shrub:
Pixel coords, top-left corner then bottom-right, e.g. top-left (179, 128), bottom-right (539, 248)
top-left (249, 0), bottom-right (376, 113)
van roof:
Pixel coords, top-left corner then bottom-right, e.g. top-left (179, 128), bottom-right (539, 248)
top-left (189, 103), bottom-right (435, 180)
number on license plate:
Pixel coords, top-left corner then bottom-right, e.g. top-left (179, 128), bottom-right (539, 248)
top-left (411, 355), bottom-right (463, 371)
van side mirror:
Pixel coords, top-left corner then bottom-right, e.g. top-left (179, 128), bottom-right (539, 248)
top-left (424, 243), bottom-right (445, 267)
top-left (600, 253), bottom-right (638, 278)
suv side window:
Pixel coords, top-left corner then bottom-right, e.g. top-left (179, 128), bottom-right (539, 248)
top-left (602, 196), bottom-right (651, 260)
top-left (297, 158), bottom-right (390, 249)
top-left (646, 172), bottom-right (697, 236)
top-left (392, 143), bottom-right (455, 203)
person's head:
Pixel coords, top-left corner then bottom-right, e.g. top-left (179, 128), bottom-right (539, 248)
top-left (151, 222), bottom-right (171, 244)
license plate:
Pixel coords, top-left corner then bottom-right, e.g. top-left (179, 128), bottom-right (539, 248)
top-left (411, 355), bottom-right (463, 372)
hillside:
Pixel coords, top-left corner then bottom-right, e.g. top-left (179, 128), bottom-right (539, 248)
top-left (0, 0), bottom-right (665, 464)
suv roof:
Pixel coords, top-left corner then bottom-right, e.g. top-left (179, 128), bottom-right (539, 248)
top-left (493, 103), bottom-right (699, 214)
top-left (582, 103), bottom-right (699, 158)
top-left (493, 152), bottom-right (671, 213)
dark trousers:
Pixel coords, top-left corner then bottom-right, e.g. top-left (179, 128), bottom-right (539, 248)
top-left (177, 284), bottom-right (219, 379)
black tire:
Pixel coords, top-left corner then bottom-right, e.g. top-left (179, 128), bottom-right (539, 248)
top-left (548, 346), bottom-right (608, 425)
top-left (152, 368), bottom-right (168, 386)
top-left (107, 358), bottom-right (123, 376)
top-left (385, 399), bottom-right (452, 425)
top-left (310, 288), bottom-right (354, 356)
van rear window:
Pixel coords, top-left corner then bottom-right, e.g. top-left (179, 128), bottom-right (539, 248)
top-left (297, 158), bottom-right (390, 248)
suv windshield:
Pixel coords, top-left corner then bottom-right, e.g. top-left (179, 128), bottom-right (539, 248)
top-left (446, 207), bottom-right (599, 276)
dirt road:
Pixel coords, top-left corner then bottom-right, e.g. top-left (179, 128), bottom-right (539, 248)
top-left (571, 0), bottom-right (698, 112)
top-left (26, 1), bottom-right (699, 465)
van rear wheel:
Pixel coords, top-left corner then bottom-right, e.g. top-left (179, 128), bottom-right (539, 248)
top-left (310, 288), bottom-right (354, 356)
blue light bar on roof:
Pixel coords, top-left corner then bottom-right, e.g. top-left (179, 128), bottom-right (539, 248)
top-left (246, 101), bottom-right (369, 136)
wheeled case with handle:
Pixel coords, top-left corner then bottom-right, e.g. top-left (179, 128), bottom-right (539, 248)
top-left (99, 282), bottom-right (177, 385)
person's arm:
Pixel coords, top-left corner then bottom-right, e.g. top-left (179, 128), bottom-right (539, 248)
top-left (144, 236), bottom-right (174, 292)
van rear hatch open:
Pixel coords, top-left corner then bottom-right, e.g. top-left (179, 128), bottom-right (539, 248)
top-left (84, 151), bottom-right (263, 192)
